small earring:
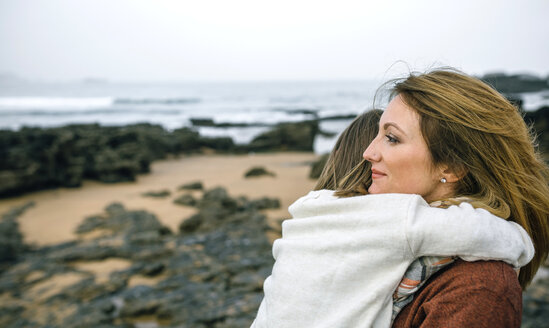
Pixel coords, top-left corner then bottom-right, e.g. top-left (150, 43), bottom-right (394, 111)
top-left (440, 178), bottom-right (447, 183)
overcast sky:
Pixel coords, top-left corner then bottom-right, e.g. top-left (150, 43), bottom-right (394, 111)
top-left (1, 0), bottom-right (548, 82)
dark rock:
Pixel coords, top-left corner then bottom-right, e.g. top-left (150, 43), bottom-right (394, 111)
top-left (190, 118), bottom-right (216, 126)
top-left (74, 215), bottom-right (106, 234)
top-left (0, 124), bottom-right (163, 196)
top-left (220, 315), bottom-right (260, 328)
top-left (309, 153), bottom-right (329, 179)
top-left (319, 114), bottom-right (358, 121)
top-left (280, 108), bottom-right (318, 116)
top-left (178, 181), bottom-right (204, 190)
top-left (142, 263), bottom-right (165, 277)
top-left (179, 214), bottom-right (203, 233)
top-left (173, 194), bottom-right (197, 207)
top-left (481, 73), bottom-right (549, 94)
top-left (105, 202), bottom-right (126, 216)
top-left (522, 267), bottom-right (549, 328)
top-left (142, 189), bottom-right (171, 198)
top-left (91, 147), bottom-right (141, 183)
top-left (53, 275), bottom-right (127, 303)
top-left (200, 187), bottom-right (241, 213)
top-left (230, 270), bottom-right (267, 290)
top-left (170, 127), bottom-right (202, 153)
top-left (0, 201), bottom-right (33, 266)
top-left (246, 120), bottom-right (319, 152)
top-left (0, 316), bottom-right (42, 328)
top-left (118, 285), bottom-right (161, 317)
top-left (0, 123), bottom-right (240, 198)
top-left (247, 197), bottom-right (280, 210)
top-left (172, 127), bottom-right (236, 153)
top-left (47, 243), bottom-right (119, 262)
top-left (178, 187), bottom-right (242, 232)
top-left (202, 187), bottom-right (230, 203)
top-left (190, 117), bottom-right (271, 128)
top-left (0, 189), bottom-right (276, 327)
top-left (317, 129), bottom-right (338, 137)
top-left (244, 166), bottom-right (275, 178)
top-left (213, 122), bottom-right (269, 128)
top-left (76, 204), bottom-right (170, 237)
top-left (199, 136), bottom-right (235, 152)
top-left (128, 231), bottom-right (167, 245)
top-left (61, 297), bottom-right (126, 328)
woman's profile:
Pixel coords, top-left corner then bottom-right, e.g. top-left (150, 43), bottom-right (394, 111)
top-left (383, 69), bottom-right (549, 327)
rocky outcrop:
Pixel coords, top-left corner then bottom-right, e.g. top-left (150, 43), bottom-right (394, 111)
top-left (481, 73), bottom-right (549, 94)
top-left (244, 166), bottom-right (276, 178)
top-left (0, 201), bottom-right (33, 269)
top-left (190, 118), bottom-right (269, 128)
top-left (0, 188), bottom-right (547, 327)
top-left (173, 194), bottom-right (198, 207)
top-left (178, 181), bottom-right (204, 191)
top-left (0, 121), bottom-right (319, 198)
top-left (0, 187), bottom-right (275, 327)
top-left (0, 124), bottom-right (233, 197)
top-left (245, 120), bottom-right (319, 152)
top-left (522, 266), bottom-right (549, 328)
top-left (142, 190), bottom-right (172, 198)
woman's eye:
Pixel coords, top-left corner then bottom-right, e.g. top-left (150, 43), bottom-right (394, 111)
top-left (385, 134), bottom-right (399, 144)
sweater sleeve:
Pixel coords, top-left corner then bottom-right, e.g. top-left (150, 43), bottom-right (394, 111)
top-left (405, 197), bottom-right (534, 268)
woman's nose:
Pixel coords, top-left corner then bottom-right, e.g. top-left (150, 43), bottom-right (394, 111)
top-left (363, 140), bottom-right (378, 162)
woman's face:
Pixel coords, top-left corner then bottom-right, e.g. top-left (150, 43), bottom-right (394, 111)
top-left (362, 95), bottom-right (450, 202)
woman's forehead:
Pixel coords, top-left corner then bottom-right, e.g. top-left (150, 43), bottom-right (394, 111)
top-left (380, 96), bottom-right (421, 133)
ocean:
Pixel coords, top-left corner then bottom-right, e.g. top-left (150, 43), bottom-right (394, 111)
top-left (2, 79), bottom-right (547, 155)
top-left (0, 79), bottom-right (382, 154)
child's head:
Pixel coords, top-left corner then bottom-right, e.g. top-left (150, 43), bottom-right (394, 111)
top-left (314, 109), bottom-right (382, 195)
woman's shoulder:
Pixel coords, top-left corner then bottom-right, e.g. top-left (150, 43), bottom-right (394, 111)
top-left (410, 260), bottom-right (522, 306)
top-left (435, 260), bottom-right (521, 294)
top-left (393, 260), bottom-right (522, 328)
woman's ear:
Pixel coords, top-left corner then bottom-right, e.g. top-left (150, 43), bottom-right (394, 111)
top-left (439, 164), bottom-right (467, 183)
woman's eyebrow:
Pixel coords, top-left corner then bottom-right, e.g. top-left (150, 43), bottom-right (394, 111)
top-left (383, 122), bottom-right (407, 136)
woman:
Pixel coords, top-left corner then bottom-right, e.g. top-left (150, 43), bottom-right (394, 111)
top-left (252, 102), bottom-right (535, 327)
top-left (358, 69), bottom-right (549, 327)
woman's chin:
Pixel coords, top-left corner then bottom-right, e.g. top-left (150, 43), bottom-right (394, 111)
top-left (367, 184), bottom-right (382, 194)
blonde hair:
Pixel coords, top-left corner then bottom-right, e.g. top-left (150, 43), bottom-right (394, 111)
top-left (314, 109), bottom-right (382, 194)
top-left (390, 69), bottom-right (549, 288)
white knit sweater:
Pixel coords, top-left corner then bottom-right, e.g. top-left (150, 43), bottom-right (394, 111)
top-left (251, 191), bottom-right (534, 328)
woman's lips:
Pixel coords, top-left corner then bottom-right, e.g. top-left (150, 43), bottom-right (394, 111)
top-left (371, 169), bottom-right (386, 179)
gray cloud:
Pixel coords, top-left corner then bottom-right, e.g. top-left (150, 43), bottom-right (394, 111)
top-left (1, 0), bottom-right (548, 81)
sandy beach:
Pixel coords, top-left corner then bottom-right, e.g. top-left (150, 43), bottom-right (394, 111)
top-left (0, 152), bottom-right (319, 246)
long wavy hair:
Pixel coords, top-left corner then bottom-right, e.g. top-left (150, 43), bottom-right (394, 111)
top-left (314, 109), bottom-right (382, 193)
top-left (387, 69), bottom-right (549, 288)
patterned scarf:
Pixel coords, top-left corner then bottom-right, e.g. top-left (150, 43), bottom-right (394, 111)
top-left (391, 198), bottom-right (471, 322)
top-left (391, 255), bottom-right (455, 321)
